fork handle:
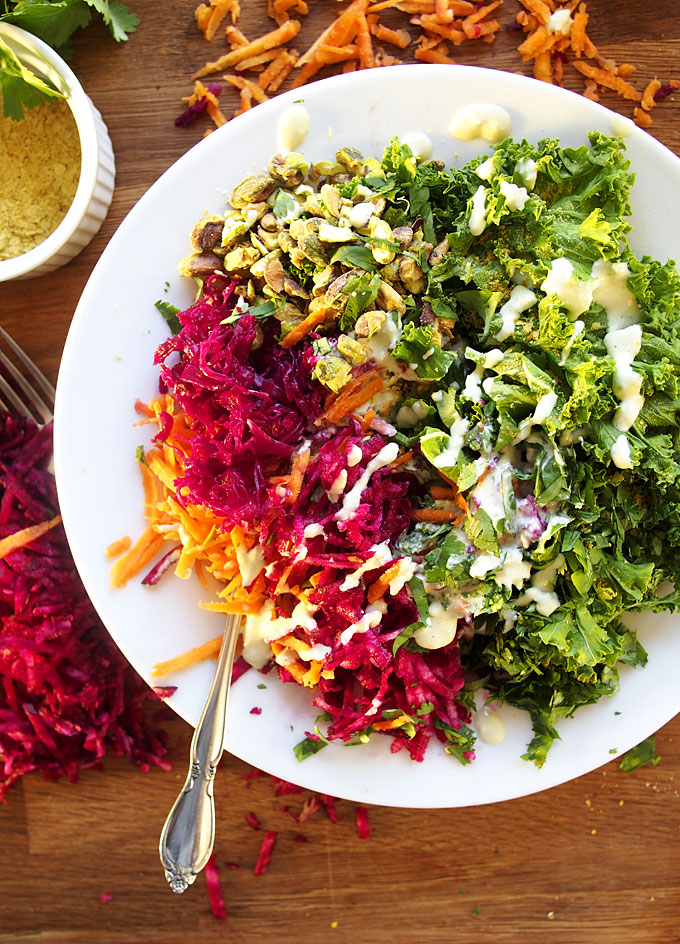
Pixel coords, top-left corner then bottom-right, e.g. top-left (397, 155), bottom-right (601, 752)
top-left (159, 613), bottom-right (241, 893)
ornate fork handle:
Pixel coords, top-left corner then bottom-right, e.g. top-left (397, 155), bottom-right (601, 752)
top-left (159, 613), bottom-right (241, 893)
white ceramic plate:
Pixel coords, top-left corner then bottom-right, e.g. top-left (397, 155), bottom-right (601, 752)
top-left (54, 65), bottom-right (680, 808)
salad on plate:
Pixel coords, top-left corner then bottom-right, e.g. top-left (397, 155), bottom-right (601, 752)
top-left (119, 128), bottom-right (680, 768)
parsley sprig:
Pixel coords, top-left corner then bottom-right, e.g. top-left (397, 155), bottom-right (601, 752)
top-left (0, 0), bottom-right (138, 120)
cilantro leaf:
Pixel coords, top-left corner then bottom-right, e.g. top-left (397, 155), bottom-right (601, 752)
top-left (0, 0), bottom-right (137, 118)
top-left (154, 299), bottom-right (181, 335)
top-left (84, 0), bottom-right (138, 42)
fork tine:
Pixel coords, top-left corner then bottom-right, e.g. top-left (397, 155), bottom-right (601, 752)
top-left (0, 373), bottom-right (35, 422)
top-left (0, 327), bottom-right (54, 424)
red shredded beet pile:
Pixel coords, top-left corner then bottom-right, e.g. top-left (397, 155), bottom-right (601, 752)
top-left (0, 413), bottom-right (170, 800)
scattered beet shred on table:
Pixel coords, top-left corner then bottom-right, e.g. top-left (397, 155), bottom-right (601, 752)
top-left (0, 412), bottom-right (170, 800)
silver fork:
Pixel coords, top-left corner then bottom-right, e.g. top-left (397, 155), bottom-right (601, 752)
top-left (0, 326), bottom-right (55, 423)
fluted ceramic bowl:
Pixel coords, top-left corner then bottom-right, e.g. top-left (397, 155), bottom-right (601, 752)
top-left (0, 23), bottom-right (115, 281)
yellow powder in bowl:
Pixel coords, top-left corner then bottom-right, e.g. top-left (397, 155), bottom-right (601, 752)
top-left (0, 98), bottom-right (81, 262)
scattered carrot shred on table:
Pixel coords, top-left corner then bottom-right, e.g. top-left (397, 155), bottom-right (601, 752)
top-left (516, 0), bottom-right (677, 127)
top-left (183, 0), bottom-right (677, 133)
top-left (184, 0), bottom-right (503, 128)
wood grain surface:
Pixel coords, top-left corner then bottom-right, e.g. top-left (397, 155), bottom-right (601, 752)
top-left (2, 2), bottom-right (680, 942)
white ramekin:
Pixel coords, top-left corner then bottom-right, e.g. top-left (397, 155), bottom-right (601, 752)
top-left (0, 23), bottom-right (115, 281)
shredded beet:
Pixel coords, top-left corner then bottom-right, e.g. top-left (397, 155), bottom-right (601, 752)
top-left (142, 545), bottom-right (181, 585)
top-left (253, 830), bottom-right (277, 875)
top-left (249, 706), bottom-right (262, 715)
top-left (356, 806), bottom-right (370, 840)
top-left (245, 811), bottom-right (260, 830)
top-left (204, 853), bottom-right (227, 919)
top-left (151, 685), bottom-right (177, 699)
top-left (175, 82), bottom-right (222, 126)
top-left (294, 833), bottom-right (309, 844)
top-left (321, 794), bottom-right (338, 823)
top-left (99, 892), bottom-right (112, 904)
top-left (0, 413), bottom-right (169, 800)
top-left (654, 82), bottom-right (679, 100)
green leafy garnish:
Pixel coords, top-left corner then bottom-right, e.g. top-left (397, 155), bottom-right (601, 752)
top-left (1, 0), bottom-right (138, 119)
top-left (619, 735), bottom-right (660, 772)
top-left (293, 736), bottom-right (328, 761)
top-left (154, 299), bottom-right (181, 335)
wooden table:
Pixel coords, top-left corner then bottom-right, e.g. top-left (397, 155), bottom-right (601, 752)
top-left (2, 2), bottom-right (680, 941)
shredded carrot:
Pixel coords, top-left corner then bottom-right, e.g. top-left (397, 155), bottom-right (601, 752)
top-left (286, 447), bottom-right (311, 504)
top-left (0, 515), bottom-right (61, 561)
top-left (234, 49), bottom-right (280, 71)
top-left (572, 60), bottom-right (641, 101)
top-left (321, 373), bottom-right (383, 425)
top-left (428, 484), bottom-right (457, 499)
top-left (533, 48), bottom-right (553, 83)
top-left (267, 54), bottom-right (298, 92)
top-left (518, 0), bottom-right (552, 25)
top-left (258, 49), bottom-right (294, 89)
top-left (571, 3), bottom-right (587, 56)
top-left (391, 449), bottom-right (414, 466)
top-left (373, 715), bottom-right (412, 730)
top-left (369, 21), bottom-right (411, 48)
top-left (106, 536), bottom-right (132, 559)
top-left (640, 78), bottom-right (661, 112)
top-left (151, 635), bottom-right (223, 678)
top-left (355, 14), bottom-right (375, 68)
top-left (518, 26), bottom-right (555, 60)
top-left (367, 560), bottom-right (404, 603)
top-left (296, 0), bottom-right (369, 68)
top-left (434, 0), bottom-right (452, 22)
top-left (414, 44), bottom-right (456, 64)
top-left (226, 25), bottom-right (249, 46)
top-left (410, 508), bottom-right (463, 523)
top-left (279, 309), bottom-right (327, 349)
top-left (360, 408), bottom-right (376, 432)
top-left (109, 527), bottom-right (167, 588)
top-left (223, 74), bottom-right (270, 104)
top-left (193, 20), bottom-right (301, 77)
top-left (633, 106), bottom-right (653, 129)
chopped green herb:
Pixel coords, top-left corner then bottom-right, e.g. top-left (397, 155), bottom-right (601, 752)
top-left (154, 299), bottom-right (182, 335)
top-left (293, 737), bottom-right (328, 761)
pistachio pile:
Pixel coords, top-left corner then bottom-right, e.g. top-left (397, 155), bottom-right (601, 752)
top-left (180, 146), bottom-right (451, 393)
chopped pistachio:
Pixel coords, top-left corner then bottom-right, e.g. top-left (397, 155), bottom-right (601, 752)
top-left (221, 212), bottom-right (249, 249)
top-left (429, 238), bottom-right (450, 266)
top-left (320, 183), bottom-right (342, 219)
top-left (311, 160), bottom-right (345, 178)
top-left (368, 218), bottom-right (395, 265)
top-left (224, 243), bottom-right (261, 271)
top-left (262, 254), bottom-right (286, 292)
top-left (336, 146), bottom-right (364, 173)
top-left (337, 335), bottom-right (366, 364)
top-left (312, 356), bottom-right (352, 393)
top-left (318, 223), bottom-right (355, 243)
top-left (269, 151), bottom-right (309, 187)
top-left (399, 256), bottom-right (426, 293)
top-left (284, 276), bottom-right (310, 300)
top-left (354, 309), bottom-right (386, 339)
top-left (190, 215), bottom-right (224, 253)
top-left (299, 232), bottom-right (329, 267)
top-left (377, 279), bottom-right (406, 315)
top-left (230, 175), bottom-right (277, 208)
